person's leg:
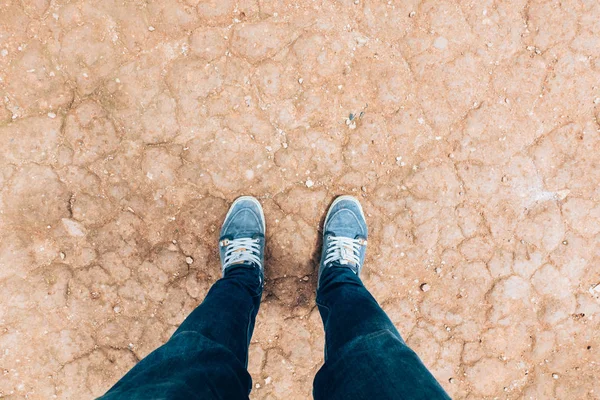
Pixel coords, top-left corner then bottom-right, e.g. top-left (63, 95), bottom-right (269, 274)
top-left (173, 264), bottom-right (261, 365)
top-left (100, 197), bottom-right (266, 400)
top-left (313, 196), bottom-right (450, 400)
top-left (100, 265), bottom-right (261, 400)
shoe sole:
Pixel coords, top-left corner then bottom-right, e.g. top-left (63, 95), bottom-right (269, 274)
top-left (324, 195), bottom-right (366, 227)
top-left (224, 196), bottom-right (266, 233)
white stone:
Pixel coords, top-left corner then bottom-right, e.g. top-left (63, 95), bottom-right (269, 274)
top-left (61, 218), bottom-right (86, 237)
top-left (555, 189), bottom-right (570, 200)
top-left (434, 37), bottom-right (448, 50)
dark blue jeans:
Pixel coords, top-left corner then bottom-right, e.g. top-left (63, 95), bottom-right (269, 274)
top-left (99, 265), bottom-right (450, 399)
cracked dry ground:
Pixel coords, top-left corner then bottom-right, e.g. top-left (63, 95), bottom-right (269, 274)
top-left (1, 0), bottom-right (600, 399)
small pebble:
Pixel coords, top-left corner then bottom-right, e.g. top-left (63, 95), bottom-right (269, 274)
top-left (185, 256), bottom-right (194, 265)
top-left (47, 112), bottom-right (56, 119)
top-left (420, 283), bottom-right (431, 292)
top-left (113, 306), bottom-right (121, 313)
top-left (264, 376), bottom-right (272, 385)
top-left (449, 378), bottom-right (455, 384)
top-left (298, 78), bottom-right (303, 84)
top-left (433, 37), bottom-right (448, 50)
top-left (409, 11), bottom-right (416, 17)
top-left (1, 49), bottom-right (8, 57)
top-left (554, 188), bottom-right (572, 201)
top-left (255, 383), bottom-right (261, 389)
top-left (306, 179), bottom-right (314, 188)
top-left (148, 26), bottom-right (155, 31)
top-left (59, 252), bottom-right (66, 260)
top-left (302, 276), bottom-right (309, 281)
top-left (552, 373), bottom-right (559, 379)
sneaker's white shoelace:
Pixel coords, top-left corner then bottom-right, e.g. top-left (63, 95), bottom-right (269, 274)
top-left (324, 236), bottom-right (365, 266)
top-left (221, 238), bottom-right (262, 270)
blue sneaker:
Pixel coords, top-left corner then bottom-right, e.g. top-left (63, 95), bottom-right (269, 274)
top-left (318, 195), bottom-right (368, 287)
top-left (219, 196), bottom-right (265, 280)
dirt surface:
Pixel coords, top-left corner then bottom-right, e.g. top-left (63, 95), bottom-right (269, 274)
top-left (1, 0), bottom-right (600, 398)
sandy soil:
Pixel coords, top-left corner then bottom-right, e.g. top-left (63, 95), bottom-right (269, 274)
top-left (1, 0), bottom-right (600, 398)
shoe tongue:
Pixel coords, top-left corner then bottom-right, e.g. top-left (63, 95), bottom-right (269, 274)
top-left (230, 247), bottom-right (248, 266)
top-left (325, 234), bottom-right (360, 269)
top-left (331, 259), bottom-right (359, 273)
top-left (338, 244), bottom-right (355, 264)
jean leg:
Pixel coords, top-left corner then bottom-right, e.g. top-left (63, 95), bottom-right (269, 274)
top-left (313, 266), bottom-right (450, 400)
top-left (173, 265), bottom-right (262, 366)
top-left (99, 265), bottom-right (262, 400)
